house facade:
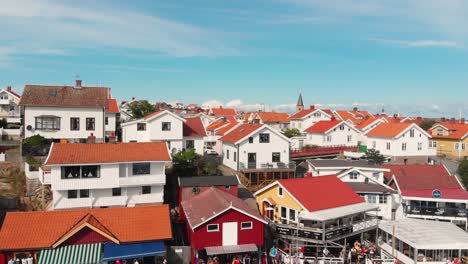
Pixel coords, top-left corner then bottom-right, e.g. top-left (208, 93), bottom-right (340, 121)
top-left (365, 122), bottom-right (436, 163)
top-left (105, 98), bottom-right (119, 138)
top-left (42, 142), bottom-right (171, 210)
top-left (289, 106), bottom-right (333, 132)
top-left (183, 117), bottom-right (207, 155)
top-left (429, 122), bottom-right (468, 160)
top-left (0, 86), bottom-right (21, 125)
top-left (304, 119), bottom-right (360, 147)
top-left (19, 80), bottom-right (110, 142)
top-left (245, 111), bottom-right (290, 131)
top-left (121, 110), bottom-right (185, 154)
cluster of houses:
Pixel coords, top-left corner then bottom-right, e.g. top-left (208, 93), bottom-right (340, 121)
top-left (0, 81), bottom-right (468, 264)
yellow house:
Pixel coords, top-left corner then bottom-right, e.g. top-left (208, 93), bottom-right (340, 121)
top-left (430, 123), bottom-right (468, 159)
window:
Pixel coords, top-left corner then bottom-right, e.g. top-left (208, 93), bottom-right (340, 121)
top-left (455, 143), bottom-right (460, 150)
top-left (349, 171), bottom-right (359, 180)
top-left (241, 222), bottom-right (253, 230)
top-left (248, 137), bottom-right (254, 143)
top-left (142, 186), bottom-right (151, 194)
top-left (162, 122), bottom-right (171, 131)
top-left (86, 118), bottom-right (95, 130)
top-left (68, 190), bottom-right (78, 199)
top-left (63, 166), bottom-right (80, 178)
top-left (402, 143), bottom-right (407, 151)
top-left (417, 142), bottom-right (422, 151)
top-left (233, 152), bottom-right (236, 162)
top-left (326, 136), bottom-right (332, 142)
top-left (70, 118), bottom-right (80, 131)
top-left (289, 208), bottom-right (296, 222)
top-left (133, 163), bottom-right (150, 175)
top-left (80, 189), bottom-right (89, 198)
top-left (112, 188), bottom-right (121, 196)
top-left (463, 144), bottom-right (466, 151)
top-left (367, 195), bottom-right (377, 204)
top-left (259, 133), bottom-right (270, 143)
top-left (410, 129), bottom-right (415, 137)
top-left (280, 207), bottom-right (287, 219)
top-left (373, 172), bottom-right (380, 178)
top-left (82, 166), bottom-right (98, 178)
top-left (227, 149), bottom-right (230, 159)
top-left (339, 124), bottom-right (345, 130)
top-left (62, 166), bottom-right (100, 179)
top-left (35, 116), bottom-right (60, 130)
top-left (437, 129), bottom-right (443, 136)
top-left (186, 140), bottom-right (194, 149)
top-left (386, 142), bottom-right (391, 150)
top-left (379, 195), bottom-right (387, 204)
top-left (105, 117), bottom-right (109, 125)
top-left (207, 224), bottom-right (219, 232)
top-left (347, 135), bottom-right (352, 143)
top-left (272, 152), bottom-right (281, 162)
top-left (137, 123), bottom-right (146, 131)
top-left (429, 141), bottom-right (437, 148)
top-left (278, 187), bottom-right (283, 197)
top-left (167, 141), bottom-right (171, 150)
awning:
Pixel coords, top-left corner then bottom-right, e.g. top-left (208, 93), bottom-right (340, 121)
top-left (205, 244), bottom-right (258, 256)
top-left (38, 243), bottom-right (102, 264)
top-left (102, 241), bottom-right (165, 261)
top-left (299, 202), bottom-right (379, 221)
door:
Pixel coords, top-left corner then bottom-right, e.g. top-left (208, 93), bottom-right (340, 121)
top-left (248, 153), bottom-right (256, 169)
top-left (222, 222), bottom-right (238, 246)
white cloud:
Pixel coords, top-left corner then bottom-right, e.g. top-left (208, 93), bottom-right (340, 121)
top-left (370, 38), bottom-right (463, 48)
top-left (201, 100), bottom-right (224, 109)
top-left (225, 99), bottom-right (243, 108)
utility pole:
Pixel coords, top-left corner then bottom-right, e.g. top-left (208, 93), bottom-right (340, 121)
top-left (392, 224), bottom-right (396, 260)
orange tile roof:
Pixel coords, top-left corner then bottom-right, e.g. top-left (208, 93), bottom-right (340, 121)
top-left (215, 122), bottom-right (239, 135)
top-left (432, 127), bottom-right (468, 140)
top-left (211, 107), bottom-right (237, 116)
top-left (365, 122), bottom-right (412, 138)
top-left (355, 117), bottom-right (380, 130)
top-left (334, 110), bottom-right (359, 124)
top-left (219, 124), bottom-right (263, 144)
top-left (304, 120), bottom-right (342, 134)
top-left (45, 142), bottom-right (171, 165)
top-left (0, 205), bottom-right (172, 251)
top-left (183, 117), bottom-right (207, 137)
top-left (106, 98), bottom-right (119, 113)
top-left (143, 110), bottom-right (164, 120)
top-left (207, 121), bottom-right (229, 131)
top-left (290, 109), bottom-right (315, 119)
top-left (257, 112), bottom-right (290, 123)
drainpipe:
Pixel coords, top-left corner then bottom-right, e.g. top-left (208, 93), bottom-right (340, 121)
top-left (236, 144), bottom-right (240, 173)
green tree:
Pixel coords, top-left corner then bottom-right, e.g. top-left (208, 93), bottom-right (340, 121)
top-left (282, 128), bottom-right (301, 138)
top-left (172, 148), bottom-right (199, 176)
top-left (418, 119), bottom-right (437, 131)
top-left (458, 159), bottom-right (468, 189)
top-left (127, 100), bottom-right (157, 119)
top-left (366, 149), bottom-right (386, 165)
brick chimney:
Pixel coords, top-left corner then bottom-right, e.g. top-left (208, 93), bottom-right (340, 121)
top-left (310, 105), bottom-right (315, 110)
top-left (87, 133), bottom-right (96, 144)
top-left (6, 86), bottom-right (11, 92)
top-left (75, 80), bottom-right (82, 88)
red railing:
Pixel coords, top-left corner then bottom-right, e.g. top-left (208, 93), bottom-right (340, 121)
top-left (291, 145), bottom-right (358, 158)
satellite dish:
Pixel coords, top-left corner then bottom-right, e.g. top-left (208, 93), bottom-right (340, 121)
top-left (26, 125), bottom-right (32, 131)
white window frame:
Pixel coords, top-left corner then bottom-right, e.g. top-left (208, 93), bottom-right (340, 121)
top-left (402, 143), bottom-right (407, 151)
top-left (207, 224), bottom-right (219, 232)
top-left (241, 221), bottom-right (253, 230)
top-left (417, 142), bottom-right (422, 151)
top-left (386, 142), bottom-right (391, 150)
top-left (367, 195), bottom-right (377, 204)
top-left (278, 187), bottom-right (284, 197)
top-left (349, 171), bottom-right (359, 180)
top-left (347, 135), bottom-right (352, 143)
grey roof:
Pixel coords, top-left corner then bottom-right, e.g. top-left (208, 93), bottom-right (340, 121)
top-left (345, 182), bottom-right (393, 193)
top-left (297, 93), bottom-right (304, 106)
top-left (179, 176), bottom-right (239, 187)
top-left (307, 159), bottom-right (381, 169)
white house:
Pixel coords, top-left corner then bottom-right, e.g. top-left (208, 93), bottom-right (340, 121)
top-left (245, 111), bottom-right (290, 131)
top-left (365, 122), bottom-right (437, 163)
top-left (121, 110), bottom-right (185, 154)
top-left (42, 142), bottom-right (171, 210)
top-left (289, 106), bottom-right (333, 132)
top-left (219, 124), bottom-right (291, 171)
top-left (105, 98), bottom-right (119, 138)
top-left (304, 159), bottom-right (395, 220)
top-left (304, 119), bottom-right (361, 147)
top-left (205, 117), bottom-right (240, 155)
top-left (183, 117), bottom-right (207, 155)
top-left (0, 86), bottom-right (21, 125)
top-left (19, 80), bottom-right (110, 142)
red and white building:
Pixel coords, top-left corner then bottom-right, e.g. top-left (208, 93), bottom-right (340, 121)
top-left (304, 119), bottom-right (360, 147)
top-left (181, 187), bottom-right (267, 263)
top-left (244, 111), bottom-right (290, 131)
top-left (384, 164), bottom-right (468, 230)
top-left (289, 105), bottom-right (333, 133)
top-left (183, 117), bottom-right (208, 155)
top-left (209, 107), bottom-right (238, 119)
top-left (105, 98), bottom-right (119, 139)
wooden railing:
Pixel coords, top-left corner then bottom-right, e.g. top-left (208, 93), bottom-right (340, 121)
top-left (291, 145), bottom-right (358, 158)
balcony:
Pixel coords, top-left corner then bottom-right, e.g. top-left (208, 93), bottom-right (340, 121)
top-left (239, 162), bottom-right (296, 171)
top-left (0, 98), bottom-right (10, 105)
top-left (6, 115), bottom-right (20, 124)
top-left (119, 175), bottom-right (165, 187)
top-left (405, 205), bottom-right (468, 218)
top-left (38, 167), bottom-right (52, 184)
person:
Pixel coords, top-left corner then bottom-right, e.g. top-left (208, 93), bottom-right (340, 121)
top-left (213, 257), bottom-right (220, 264)
top-left (232, 256), bottom-right (240, 264)
top-left (207, 257), bottom-right (214, 264)
top-left (243, 254), bottom-right (251, 264)
top-left (261, 253), bottom-right (268, 264)
top-left (7, 259), bottom-right (14, 264)
top-left (323, 247), bottom-right (329, 257)
top-left (270, 246), bottom-right (278, 264)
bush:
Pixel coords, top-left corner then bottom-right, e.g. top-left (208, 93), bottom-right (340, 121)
top-left (23, 135), bottom-right (48, 146)
top-left (458, 159), bottom-right (468, 189)
top-left (303, 144), bottom-right (319, 150)
top-left (0, 118), bottom-right (6, 128)
top-left (22, 135), bottom-right (51, 157)
top-left (283, 128), bottom-right (301, 138)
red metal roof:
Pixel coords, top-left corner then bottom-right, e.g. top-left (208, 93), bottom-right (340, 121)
top-left (181, 187), bottom-right (265, 229)
top-left (106, 98), bottom-right (119, 113)
top-left (278, 176), bottom-right (364, 212)
top-left (365, 122), bottom-right (412, 138)
top-left (304, 120), bottom-right (342, 134)
top-left (45, 142), bottom-right (171, 165)
top-left (0, 205), bottom-right (172, 251)
top-left (219, 124), bottom-right (263, 144)
top-left (183, 117), bottom-right (207, 137)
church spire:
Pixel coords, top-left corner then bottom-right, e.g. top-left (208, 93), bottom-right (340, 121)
top-left (296, 93), bottom-right (304, 112)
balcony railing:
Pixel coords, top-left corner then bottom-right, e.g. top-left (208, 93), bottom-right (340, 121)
top-left (239, 162), bottom-right (296, 170)
top-left (405, 206), bottom-right (468, 218)
top-left (119, 175), bottom-right (166, 187)
top-left (0, 98), bottom-right (10, 105)
top-left (38, 167), bottom-right (52, 184)
top-left (6, 115), bottom-right (20, 124)
top-left (291, 145), bottom-right (358, 158)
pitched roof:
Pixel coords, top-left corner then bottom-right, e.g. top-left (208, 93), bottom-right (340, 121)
top-left (211, 107), bottom-right (237, 116)
top-left (183, 117), bottom-right (207, 137)
top-left (382, 164), bottom-right (462, 191)
top-left (297, 93), bottom-right (304, 106)
top-left (334, 110), bottom-right (359, 124)
top-left (307, 159), bottom-right (382, 169)
top-left (215, 122), bottom-right (239, 136)
top-left (345, 182), bottom-right (393, 193)
top-left (181, 187), bottom-right (265, 229)
top-left (106, 98), bottom-right (119, 113)
top-left (365, 122), bottom-right (413, 138)
top-left (45, 142), bottom-right (171, 165)
top-left (19, 85), bottom-right (109, 108)
top-left (0, 87), bottom-right (21, 98)
top-left (207, 121), bottom-right (229, 131)
top-left (355, 117), bottom-right (381, 130)
top-left (277, 176), bottom-right (364, 212)
top-left (256, 112), bottom-right (290, 123)
top-left (290, 109), bottom-right (316, 119)
top-left (219, 124), bottom-right (263, 144)
top-left (178, 176), bottom-right (239, 187)
top-left (143, 110), bottom-right (165, 120)
top-left (0, 205), bottom-right (172, 251)
top-left (304, 120), bottom-right (342, 134)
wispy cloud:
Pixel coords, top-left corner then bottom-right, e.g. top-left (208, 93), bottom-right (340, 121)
top-left (370, 38), bottom-right (464, 48)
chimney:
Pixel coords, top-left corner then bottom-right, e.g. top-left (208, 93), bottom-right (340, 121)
top-left (6, 86), bottom-right (11, 92)
top-left (75, 80), bottom-right (82, 88)
top-left (331, 116), bottom-right (336, 121)
top-left (451, 117), bottom-right (456, 123)
top-left (109, 132), bottom-right (116, 143)
top-left (441, 117), bottom-right (446, 122)
top-left (461, 118), bottom-right (466, 123)
top-left (87, 133), bottom-right (96, 144)
top-left (353, 107), bottom-right (358, 111)
top-left (310, 105), bottom-right (315, 110)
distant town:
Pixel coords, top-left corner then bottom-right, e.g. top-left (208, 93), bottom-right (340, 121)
top-left (0, 81), bottom-right (467, 264)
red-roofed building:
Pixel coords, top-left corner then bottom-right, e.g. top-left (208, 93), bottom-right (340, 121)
top-left (209, 106), bottom-right (238, 118)
top-left (384, 164), bottom-right (468, 230)
top-left (183, 117), bottom-right (207, 154)
top-left (181, 187), bottom-right (267, 263)
top-left (105, 98), bottom-right (119, 138)
top-left (254, 176), bottom-right (379, 251)
top-left (245, 111), bottom-right (290, 131)
top-left (42, 142), bottom-right (171, 210)
top-left (204, 117), bottom-right (240, 155)
top-left (0, 86), bottom-right (21, 129)
top-left (304, 119), bottom-right (360, 147)
top-left (428, 122), bottom-right (468, 160)
top-left (0, 205), bottom-right (172, 263)
top-left (289, 105), bottom-right (333, 132)
top-left (365, 122), bottom-right (436, 164)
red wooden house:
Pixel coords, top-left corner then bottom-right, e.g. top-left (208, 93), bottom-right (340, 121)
top-left (181, 187), bottom-right (267, 263)
top-left (0, 205), bottom-right (172, 264)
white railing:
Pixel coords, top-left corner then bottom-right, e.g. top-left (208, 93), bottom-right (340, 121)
top-left (0, 98), bottom-right (10, 105)
top-left (6, 116), bottom-right (20, 123)
top-left (119, 175), bottom-right (166, 187)
top-left (25, 162), bottom-right (39, 179)
top-left (240, 161), bottom-right (296, 170)
top-left (38, 167), bottom-right (52, 184)
top-left (353, 218), bottom-right (379, 232)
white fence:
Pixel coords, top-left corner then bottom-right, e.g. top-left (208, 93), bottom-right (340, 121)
top-left (0, 128), bottom-right (21, 137)
top-left (0, 152), bottom-right (5, 162)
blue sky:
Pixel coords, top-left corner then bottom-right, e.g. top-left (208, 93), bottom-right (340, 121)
top-left (1, 0), bottom-right (468, 117)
